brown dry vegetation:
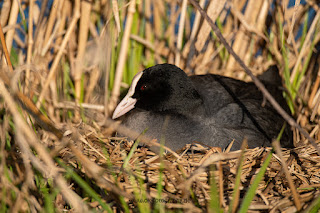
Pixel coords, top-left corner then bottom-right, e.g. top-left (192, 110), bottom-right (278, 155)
top-left (0, 0), bottom-right (320, 212)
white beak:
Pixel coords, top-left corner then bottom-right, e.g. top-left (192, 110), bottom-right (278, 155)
top-left (112, 71), bottom-right (143, 119)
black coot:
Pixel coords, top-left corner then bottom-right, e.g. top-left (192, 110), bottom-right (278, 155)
top-left (112, 64), bottom-right (292, 151)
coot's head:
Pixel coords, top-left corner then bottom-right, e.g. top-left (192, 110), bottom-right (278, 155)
top-left (112, 64), bottom-right (201, 119)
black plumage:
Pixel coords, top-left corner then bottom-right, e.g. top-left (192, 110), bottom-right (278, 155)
top-left (112, 64), bottom-right (293, 151)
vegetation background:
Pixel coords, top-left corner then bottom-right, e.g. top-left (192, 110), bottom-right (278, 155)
top-left (0, 0), bottom-right (320, 212)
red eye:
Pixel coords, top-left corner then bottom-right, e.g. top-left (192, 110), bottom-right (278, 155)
top-left (140, 85), bottom-right (147, 91)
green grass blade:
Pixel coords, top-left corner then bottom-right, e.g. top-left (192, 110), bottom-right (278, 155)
top-left (57, 159), bottom-right (113, 212)
top-left (238, 150), bottom-right (273, 213)
top-left (208, 165), bottom-right (222, 213)
top-left (305, 194), bottom-right (320, 213)
top-left (122, 129), bottom-right (147, 169)
top-left (229, 148), bottom-right (245, 213)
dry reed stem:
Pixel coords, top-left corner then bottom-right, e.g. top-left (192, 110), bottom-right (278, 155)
top-left (130, 34), bottom-right (155, 51)
top-left (2, 0), bottom-right (18, 66)
top-left (195, 0), bottom-right (226, 52)
top-left (37, 0), bottom-right (80, 108)
top-left (189, 0), bottom-right (205, 40)
top-left (144, 0), bottom-right (152, 60)
top-left (283, 1), bottom-right (299, 59)
top-left (55, 101), bottom-right (104, 111)
top-left (175, 0), bottom-right (187, 67)
top-left (41, 17), bottom-right (61, 56)
top-left (26, 0), bottom-right (35, 90)
top-left (74, 0), bottom-right (92, 119)
top-left (288, 0), bottom-right (301, 44)
top-left (54, 0), bottom-right (68, 52)
top-left (230, 2), bottom-right (267, 41)
top-left (76, 0), bottom-right (92, 77)
top-left (0, 23), bottom-right (13, 72)
top-left (43, 0), bottom-right (60, 46)
top-left (112, 0), bottom-right (121, 36)
top-left (226, 0), bottom-right (260, 70)
top-left (181, 0), bottom-right (205, 69)
top-left (110, 0), bottom-right (136, 111)
top-left (281, 4), bottom-right (300, 59)
top-left (0, 0), bottom-right (11, 27)
top-left (152, 0), bottom-right (162, 38)
top-left (33, 0), bottom-right (48, 48)
top-left (290, 9), bottom-right (320, 82)
top-left (256, 1), bottom-right (269, 35)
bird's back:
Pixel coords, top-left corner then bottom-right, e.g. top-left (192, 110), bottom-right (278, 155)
top-left (119, 69), bottom-right (293, 151)
top-left (190, 72), bottom-right (292, 149)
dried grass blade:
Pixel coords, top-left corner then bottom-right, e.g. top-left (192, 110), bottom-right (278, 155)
top-left (26, 0), bottom-right (35, 89)
top-left (0, 23), bottom-right (13, 71)
top-left (3, 0), bottom-right (19, 57)
top-left (195, 0), bottom-right (226, 52)
top-left (175, 0), bottom-right (188, 67)
top-left (273, 140), bottom-right (302, 211)
top-left (290, 10), bottom-right (320, 82)
top-left (112, 0), bottom-right (121, 36)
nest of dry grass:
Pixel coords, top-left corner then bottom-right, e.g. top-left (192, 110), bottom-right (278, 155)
top-left (18, 119), bottom-right (320, 212)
